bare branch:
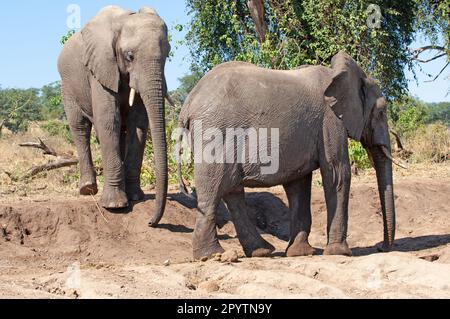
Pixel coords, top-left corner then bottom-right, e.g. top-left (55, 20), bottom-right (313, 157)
top-left (425, 62), bottom-right (450, 83)
top-left (410, 45), bottom-right (447, 59)
top-left (412, 53), bottom-right (446, 63)
top-left (390, 130), bottom-right (404, 151)
top-left (19, 138), bottom-right (58, 157)
top-left (24, 158), bottom-right (79, 179)
top-left (247, 0), bottom-right (267, 43)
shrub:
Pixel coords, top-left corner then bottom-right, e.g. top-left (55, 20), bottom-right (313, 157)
top-left (396, 105), bottom-right (429, 137)
top-left (40, 120), bottom-right (73, 144)
top-left (141, 118), bottom-right (194, 188)
top-left (348, 140), bottom-right (372, 170)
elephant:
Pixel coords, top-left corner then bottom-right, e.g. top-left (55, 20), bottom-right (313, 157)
top-left (58, 6), bottom-right (170, 225)
top-left (178, 51), bottom-right (402, 260)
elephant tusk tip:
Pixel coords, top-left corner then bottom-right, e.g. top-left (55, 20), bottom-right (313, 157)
top-left (380, 146), bottom-right (408, 170)
top-left (129, 88), bottom-right (136, 107)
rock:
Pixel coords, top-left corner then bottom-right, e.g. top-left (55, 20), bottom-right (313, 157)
top-left (198, 281), bottom-right (220, 293)
top-left (163, 259), bottom-right (171, 266)
top-left (220, 250), bottom-right (239, 263)
top-left (420, 254), bottom-right (440, 262)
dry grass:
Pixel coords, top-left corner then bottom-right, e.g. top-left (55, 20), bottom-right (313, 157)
top-left (404, 123), bottom-right (450, 163)
top-left (0, 123), bottom-right (82, 199)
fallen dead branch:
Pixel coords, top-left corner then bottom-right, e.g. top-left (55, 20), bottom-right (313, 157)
top-left (19, 138), bottom-right (58, 157)
top-left (24, 158), bottom-right (79, 179)
top-left (16, 137), bottom-right (79, 180)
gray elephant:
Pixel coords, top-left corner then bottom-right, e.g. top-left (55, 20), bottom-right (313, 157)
top-left (178, 51), bottom-right (401, 259)
top-left (58, 6), bottom-right (170, 225)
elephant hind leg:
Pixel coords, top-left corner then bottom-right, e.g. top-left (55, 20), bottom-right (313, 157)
top-left (223, 188), bottom-right (275, 258)
top-left (284, 174), bottom-right (315, 257)
top-left (63, 94), bottom-right (97, 196)
top-left (193, 189), bottom-right (225, 260)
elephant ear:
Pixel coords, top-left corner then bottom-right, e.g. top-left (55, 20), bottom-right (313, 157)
top-left (324, 51), bottom-right (372, 141)
top-left (81, 6), bottom-right (131, 93)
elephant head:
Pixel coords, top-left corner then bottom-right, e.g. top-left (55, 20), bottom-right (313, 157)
top-left (81, 6), bottom-right (170, 226)
top-left (325, 51), bottom-right (401, 251)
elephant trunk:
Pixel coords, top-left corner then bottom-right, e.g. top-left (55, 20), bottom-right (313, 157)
top-left (370, 146), bottom-right (396, 251)
top-left (140, 60), bottom-right (168, 227)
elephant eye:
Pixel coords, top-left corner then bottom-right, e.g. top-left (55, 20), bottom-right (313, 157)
top-left (125, 51), bottom-right (134, 62)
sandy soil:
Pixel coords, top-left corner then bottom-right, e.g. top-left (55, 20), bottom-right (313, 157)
top-left (1, 167), bottom-right (450, 299)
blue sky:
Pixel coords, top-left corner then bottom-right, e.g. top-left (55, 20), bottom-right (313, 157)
top-left (0, 1), bottom-right (448, 102)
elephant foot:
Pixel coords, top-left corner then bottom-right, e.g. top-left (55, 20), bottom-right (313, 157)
top-left (243, 239), bottom-right (275, 258)
top-left (101, 186), bottom-right (129, 209)
top-left (80, 182), bottom-right (98, 196)
top-left (193, 241), bottom-right (225, 261)
top-left (126, 184), bottom-right (145, 202)
top-left (286, 232), bottom-right (315, 257)
top-left (324, 241), bottom-right (352, 256)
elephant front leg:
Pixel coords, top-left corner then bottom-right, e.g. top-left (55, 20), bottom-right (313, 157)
top-left (92, 80), bottom-right (128, 209)
top-left (320, 162), bottom-right (352, 256)
top-left (125, 102), bottom-right (148, 201)
top-left (284, 174), bottom-right (315, 257)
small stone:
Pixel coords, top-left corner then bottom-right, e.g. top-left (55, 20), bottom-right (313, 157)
top-left (212, 253), bottom-right (222, 261)
top-left (220, 250), bottom-right (239, 263)
top-left (200, 256), bottom-right (209, 262)
top-left (163, 259), bottom-right (171, 266)
top-left (198, 281), bottom-right (220, 293)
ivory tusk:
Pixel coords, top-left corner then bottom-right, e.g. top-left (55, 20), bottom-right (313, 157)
top-left (129, 88), bottom-right (136, 107)
top-left (381, 146), bottom-right (408, 169)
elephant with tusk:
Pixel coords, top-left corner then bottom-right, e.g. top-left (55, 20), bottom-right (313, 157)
top-left (58, 6), bottom-right (170, 226)
top-left (178, 51), bottom-right (405, 260)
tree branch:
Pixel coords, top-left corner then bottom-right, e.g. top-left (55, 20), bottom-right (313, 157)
top-left (412, 53), bottom-right (446, 63)
top-left (24, 158), bottom-right (79, 179)
top-left (247, 0), bottom-right (267, 43)
top-left (389, 129), bottom-right (406, 151)
top-left (19, 138), bottom-right (58, 157)
top-left (425, 62), bottom-right (450, 82)
top-left (410, 45), bottom-right (447, 59)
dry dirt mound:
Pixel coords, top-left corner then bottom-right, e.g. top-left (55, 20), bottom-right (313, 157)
top-left (1, 177), bottom-right (449, 298)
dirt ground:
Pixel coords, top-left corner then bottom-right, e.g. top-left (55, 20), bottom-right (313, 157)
top-left (1, 164), bottom-right (450, 299)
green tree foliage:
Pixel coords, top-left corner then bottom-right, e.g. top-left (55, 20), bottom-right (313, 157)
top-left (414, 0), bottom-right (449, 53)
top-left (184, 0), bottom-right (424, 99)
top-left (169, 71), bottom-right (204, 106)
top-left (0, 82), bottom-right (65, 136)
top-left (40, 82), bottom-right (65, 120)
top-left (426, 101), bottom-right (450, 126)
top-left (391, 95), bottom-right (429, 136)
top-left (60, 30), bottom-right (76, 45)
top-left (0, 87), bottom-right (42, 134)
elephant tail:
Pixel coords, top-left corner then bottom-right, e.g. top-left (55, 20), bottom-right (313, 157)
top-left (177, 117), bottom-right (196, 200)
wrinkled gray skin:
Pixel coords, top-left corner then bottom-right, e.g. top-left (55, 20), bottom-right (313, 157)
top-left (58, 6), bottom-right (170, 225)
top-left (179, 51), bottom-right (396, 259)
